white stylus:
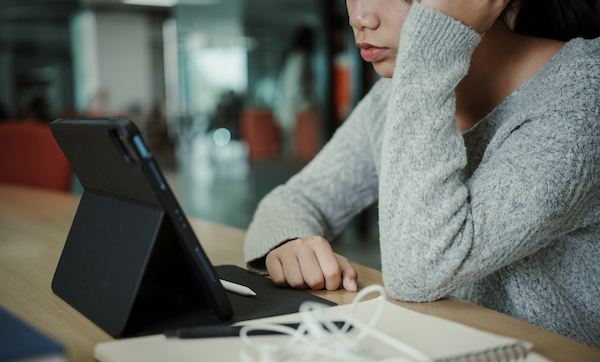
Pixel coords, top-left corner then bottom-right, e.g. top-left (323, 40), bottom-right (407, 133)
top-left (219, 279), bottom-right (257, 297)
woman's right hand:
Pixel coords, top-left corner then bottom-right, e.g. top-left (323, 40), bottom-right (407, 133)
top-left (265, 236), bottom-right (358, 292)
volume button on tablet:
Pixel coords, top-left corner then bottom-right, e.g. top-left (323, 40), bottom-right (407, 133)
top-left (133, 135), bottom-right (151, 159)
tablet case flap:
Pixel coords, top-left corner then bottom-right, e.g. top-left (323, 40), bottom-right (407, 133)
top-left (52, 190), bottom-right (165, 337)
top-left (217, 265), bottom-right (336, 323)
top-left (124, 265), bottom-right (338, 336)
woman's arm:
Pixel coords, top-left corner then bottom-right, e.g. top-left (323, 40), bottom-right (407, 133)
top-left (379, 2), bottom-right (600, 301)
top-left (243, 80), bottom-right (391, 279)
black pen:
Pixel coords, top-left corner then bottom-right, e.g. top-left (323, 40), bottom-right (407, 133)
top-left (165, 322), bottom-right (350, 339)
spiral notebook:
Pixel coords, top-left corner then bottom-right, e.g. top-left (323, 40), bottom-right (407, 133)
top-left (94, 296), bottom-right (552, 362)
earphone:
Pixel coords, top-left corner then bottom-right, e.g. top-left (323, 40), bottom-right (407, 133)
top-left (238, 284), bottom-right (434, 362)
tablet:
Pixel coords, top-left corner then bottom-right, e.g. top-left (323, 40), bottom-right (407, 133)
top-left (50, 117), bottom-right (233, 337)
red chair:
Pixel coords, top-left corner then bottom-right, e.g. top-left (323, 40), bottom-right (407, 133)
top-left (240, 109), bottom-right (281, 160)
top-left (0, 122), bottom-right (72, 191)
top-left (294, 109), bottom-right (321, 162)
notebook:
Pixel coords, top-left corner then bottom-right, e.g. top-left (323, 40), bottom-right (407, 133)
top-left (94, 296), bottom-right (552, 362)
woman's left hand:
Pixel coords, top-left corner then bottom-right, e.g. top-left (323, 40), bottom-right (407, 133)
top-left (419, 0), bottom-right (510, 34)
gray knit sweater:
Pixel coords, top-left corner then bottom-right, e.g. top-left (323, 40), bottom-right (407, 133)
top-left (244, 3), bottom-right (600, 348)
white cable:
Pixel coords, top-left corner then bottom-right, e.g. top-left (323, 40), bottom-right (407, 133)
top-left (239, 285), bottom-right (434, 362)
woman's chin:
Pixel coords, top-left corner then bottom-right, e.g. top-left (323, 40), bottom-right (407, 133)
top-left (372, 62), bottom-right (394, 78)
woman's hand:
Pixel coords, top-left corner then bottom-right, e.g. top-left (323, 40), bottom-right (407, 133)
top-left (265, 237), bottom-right (358, 292)
top-left (420, 0), bottom-right (510, 34)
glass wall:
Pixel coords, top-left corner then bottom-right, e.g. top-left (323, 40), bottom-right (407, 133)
top-left (1, 0), bottom-right (380, 268)
top-left (168, 1), bottom-right (379, 269)
top-left (0, 0), bottom-right (80, 122)
top-left (172, 0), bottom-right (328, 229)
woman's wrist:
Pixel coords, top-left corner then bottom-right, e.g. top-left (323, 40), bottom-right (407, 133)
top-left (399, 2), bottom-right (481, 66)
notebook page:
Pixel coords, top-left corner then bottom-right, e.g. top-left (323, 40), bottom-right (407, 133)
top-left (236, 296), bottom-right (532, 361)
top-left (95, 297), bottom-right (536, 362)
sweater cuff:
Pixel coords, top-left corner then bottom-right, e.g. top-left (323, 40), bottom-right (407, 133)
top-left (399, 2), bottom-right (481, 67)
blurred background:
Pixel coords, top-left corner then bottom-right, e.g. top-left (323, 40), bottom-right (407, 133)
top-left (0, 0), bottom-right (380, 269)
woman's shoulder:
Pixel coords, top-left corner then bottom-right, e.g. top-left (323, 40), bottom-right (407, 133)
top-left (533, 36), bottom-right (600, 108)
top-left (565, 36), bottom-right (600, 57)
top-left (553, 36), bottom-right (600, 78)
top-left (484, 37), bottom-right (599, 153)
top-left (524, 38), bottom-right (600, 134)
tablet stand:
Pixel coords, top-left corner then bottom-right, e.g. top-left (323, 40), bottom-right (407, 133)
top-left (52, 190), bottom-right (217, 337)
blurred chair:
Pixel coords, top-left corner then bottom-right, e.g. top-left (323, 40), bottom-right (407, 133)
top-left (0, 122), bottom-right (72, 191)
top-left (294, 109), bottom-right (321, 162)
top-left (240, 108), bottom-right (281, 160)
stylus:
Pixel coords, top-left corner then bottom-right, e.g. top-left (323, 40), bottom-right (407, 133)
top-left (165, 322), bottom-right (350, 339)
top-left (220, 279), bottom-right (257, 297)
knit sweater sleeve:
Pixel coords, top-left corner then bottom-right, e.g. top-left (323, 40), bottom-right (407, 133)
top-left (380, 3), bottom-right (600, 301)
top-left (243, 80), bottom-right (390, 274)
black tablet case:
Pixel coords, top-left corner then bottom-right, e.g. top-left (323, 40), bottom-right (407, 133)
top-left (50, 118), bottom-right (335, 338)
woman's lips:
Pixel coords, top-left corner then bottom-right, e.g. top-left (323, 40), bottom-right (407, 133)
top-left (358, 44), bottom-right (388, 62)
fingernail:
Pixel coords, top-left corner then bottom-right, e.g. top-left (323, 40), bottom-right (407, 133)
top-left (348, 279), bottom-right (357, 292)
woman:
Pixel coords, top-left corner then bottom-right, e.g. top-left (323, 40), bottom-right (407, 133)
top-left (243, 0), bottom-right (600, 347)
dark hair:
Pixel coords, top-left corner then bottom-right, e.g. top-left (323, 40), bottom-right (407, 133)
top-left (508, 0), bottom-right (600, 41)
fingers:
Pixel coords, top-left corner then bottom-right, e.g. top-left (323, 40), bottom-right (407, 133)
top-left (264, 237), bottom-right (359, 292)
top-left (336, 254), bottom-right (358, 292)
top-left (265, 249), bottom-right (289, 287)
top-left (266, 238), bottom-right (313, 289)
top-left (311, 239), bottom-right (342, 291)
top-left (281, 240), bottom-right (311, 289)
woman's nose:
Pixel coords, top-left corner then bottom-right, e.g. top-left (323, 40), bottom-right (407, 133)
top-left (348, 1), bottom-right (380, 31)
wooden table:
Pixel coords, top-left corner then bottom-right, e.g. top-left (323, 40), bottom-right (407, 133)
top-left (1, 183), bottom-right (598, 361)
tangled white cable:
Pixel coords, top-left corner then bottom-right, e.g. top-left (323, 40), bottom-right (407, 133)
top-left (238, 284), bottom-right (434, 362)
